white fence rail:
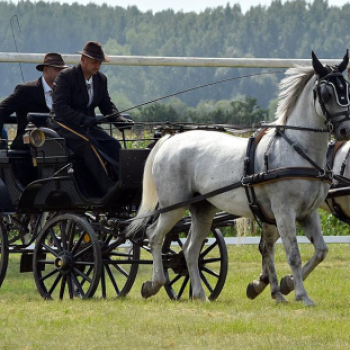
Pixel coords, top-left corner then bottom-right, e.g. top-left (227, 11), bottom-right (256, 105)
top-left (0, 52), bottom-right (345, 68)
top-left (221, 236), bottom-right (350, 245)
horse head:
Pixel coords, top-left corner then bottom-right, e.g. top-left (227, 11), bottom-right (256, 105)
top-left (312, 50), bottom-right (350, 141)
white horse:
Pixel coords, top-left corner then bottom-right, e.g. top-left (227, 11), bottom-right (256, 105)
top-left (125, 51), bottom-right (350, 306)
top-left (247, 139), bottom-right (350, 300)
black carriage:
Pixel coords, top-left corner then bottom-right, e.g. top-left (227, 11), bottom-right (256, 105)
top-left (0, 113), bottom-right (233, 300)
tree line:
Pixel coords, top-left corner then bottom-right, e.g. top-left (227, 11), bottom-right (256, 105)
top-left (0, 0), bottom-right (349, 124)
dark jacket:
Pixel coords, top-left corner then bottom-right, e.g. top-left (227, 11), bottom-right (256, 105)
top-left (52, 64), bottom-right (118, 127)
top-left (0, 78), bottom-right (49, 149)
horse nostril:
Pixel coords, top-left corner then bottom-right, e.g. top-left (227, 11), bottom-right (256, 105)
top-left (340, 128), bottom-right (350, 139)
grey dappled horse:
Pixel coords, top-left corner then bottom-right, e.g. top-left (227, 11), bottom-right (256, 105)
top-left (125, 51), bottom-right (350, 306)
top-left (248, 139), bottom-right (350, 302)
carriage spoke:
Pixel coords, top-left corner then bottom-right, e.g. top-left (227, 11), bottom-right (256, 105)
top-left (101, 267), bottom-right (106, 298)
top-left (71, 273), bottom-right (85, 298)
top-left (67, 220), bottom-right (76, 250)
top-left (110, 262), bottom-right (129, 278)
top-left (175, 237), bottom-right (183, 247)
top-left (73, 267), bottom-right (93, 284)
top-left (73, 244), bottom-right (93, 260)
top-left (201, 266), bottom-right (219, 278)
top-left (47, 273), bottom-right (63, 296)
top-left (105, 264), bottom-right (120, 294)
top-left (40, 267), bottom-right (59, 282)
top-left (71, 233), bottom-right (86, 255)
top-left (60, 221), bottom-right (68, 251)
top-left (200, 270), bottom-right (214, 293)
top-left (79, 265), bottom-right (94, 288)
top-left (200, 241), bottom-right (218, 258)
top-left (67, 274), bottom-right (74, 299)
top-left (59, 275), bottom-right (67, 299)
top-left (49, 230), bottom-right (63, 252)
top-left (201, 257), bottom-right (222, 264)
top-left (177, 275), bottom-right (189, 299)
top-left (168, 273), bottom-right (182, 287)
top-left (41, 243), bottom-right (60, 257)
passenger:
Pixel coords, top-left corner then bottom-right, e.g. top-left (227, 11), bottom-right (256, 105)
top-left (52, 41), bottom-right (133, 195)
top-left (0, 52), bottom-right (68, 150)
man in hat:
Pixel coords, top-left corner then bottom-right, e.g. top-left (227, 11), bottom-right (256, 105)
top-left (52, 41), bottom-right (132, 195)
top-left (0, 52), bottom-right (68, 150)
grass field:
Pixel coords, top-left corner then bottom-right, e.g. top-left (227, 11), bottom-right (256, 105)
top-left (0, 243), bottom-right (350, 349)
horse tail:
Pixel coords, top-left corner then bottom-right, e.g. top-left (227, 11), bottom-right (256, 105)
top-left (124, 134), bottom-right (171, 238)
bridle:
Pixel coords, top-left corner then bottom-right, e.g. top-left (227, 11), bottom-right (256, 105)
top-left (313, 68), bottom-right (350, 131)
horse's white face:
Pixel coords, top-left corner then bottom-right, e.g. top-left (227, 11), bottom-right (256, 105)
top-left (312, 51), bottom-right (350, 141)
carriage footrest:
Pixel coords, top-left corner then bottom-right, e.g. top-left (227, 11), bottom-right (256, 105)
top-left (20, 253), bottom-right (34, 273)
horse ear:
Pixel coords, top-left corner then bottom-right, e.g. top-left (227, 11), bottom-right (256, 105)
top-left (338, 49), bottom-right (349, 72)
top-left (312, 51), bottom-right (328, 76)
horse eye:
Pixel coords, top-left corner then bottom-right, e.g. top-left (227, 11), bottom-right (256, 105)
top-left (321, 86), bottom-right (332, 103)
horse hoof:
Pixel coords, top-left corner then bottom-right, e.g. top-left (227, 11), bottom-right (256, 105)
top-left (141, 281), bottom-right (156, 299)
top-left (280, 275), bottom-right (294, 295)
top-left (296, 295), bottom-right (316, 307)
top-left (246, 282), bottom-right (260, 300)
top-left (272, 292), bottom-right (288, 303)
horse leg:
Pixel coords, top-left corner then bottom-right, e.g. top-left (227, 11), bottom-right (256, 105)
top-left (275, 211), bottom-right (316, 306)
top-left (247, 223), bottom-right (288, 303)
top-left (142, 208), bottom-right (187, 299)
top-left (181, 201), bottom-right (217, 301)
top-left (280, 210), bottom-right (328, 297)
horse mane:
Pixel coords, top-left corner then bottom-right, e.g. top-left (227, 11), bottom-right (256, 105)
top-left (274, 66), bottom-right (315, 125)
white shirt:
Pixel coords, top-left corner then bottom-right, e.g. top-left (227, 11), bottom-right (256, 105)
top-left (42, 76), bottom-right (53, 110)
top-left (86, 77), bottom-right (93, 107)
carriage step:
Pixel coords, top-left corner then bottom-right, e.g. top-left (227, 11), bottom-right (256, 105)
top-left (20, 253), bottom-right (34, 273)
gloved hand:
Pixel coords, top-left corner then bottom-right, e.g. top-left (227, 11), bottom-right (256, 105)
top-left (81, 116), bottom-right (98, 128)
top-left (109, 114), bottom-right (134, 130)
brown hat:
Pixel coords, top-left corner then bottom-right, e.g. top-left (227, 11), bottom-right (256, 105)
top-left (36, 52), bottom-right (68, 71)
top-left (77, 41), bottom-right (110, 62)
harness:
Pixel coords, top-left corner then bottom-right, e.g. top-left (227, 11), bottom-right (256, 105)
top-left (325, 140), bottom-right (350, 224)
top-left (242, 128), bottom-right (333, 225)
top-left (126, 66), bottom-right (350, 225)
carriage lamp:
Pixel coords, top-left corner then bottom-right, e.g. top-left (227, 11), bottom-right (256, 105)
top-left (23, 123), bottom-right (46, 148)
top-left (23, 123), bottom-right (46, 167)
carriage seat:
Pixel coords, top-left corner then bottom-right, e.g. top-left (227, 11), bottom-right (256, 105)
top-left (8, 149), bottom-right (31, 158)
top-left (27, 112), bottom-right (51, 128)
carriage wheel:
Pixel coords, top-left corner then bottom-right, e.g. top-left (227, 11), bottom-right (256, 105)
top-left (162, 228), bottom-right (228, 301)
top-left (93, 226), bottom-right (140, 298)
top-left (33, 214), bottom-right (102, 300)
top-left (0, 222), bottom-right (9, 289)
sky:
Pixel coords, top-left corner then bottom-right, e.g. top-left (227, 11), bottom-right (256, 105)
top-left (34, 0), bottom-right (350, 13)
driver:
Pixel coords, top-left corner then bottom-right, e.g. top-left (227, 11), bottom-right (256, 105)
top-left (52, 41), bottom-right (132, 195)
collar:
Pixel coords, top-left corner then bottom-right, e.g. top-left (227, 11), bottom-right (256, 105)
top-left (42, 76), bottom-right (52, 94)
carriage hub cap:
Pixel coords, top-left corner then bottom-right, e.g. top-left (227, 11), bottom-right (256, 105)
top-left (54, 252), bottom-right (73, 274)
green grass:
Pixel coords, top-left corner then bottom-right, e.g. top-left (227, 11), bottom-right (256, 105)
top-left (1, 244), bottom-right (350, 349)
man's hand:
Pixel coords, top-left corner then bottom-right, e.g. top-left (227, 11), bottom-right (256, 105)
top-left (81, 116), bottom-right (98, 128)
top-left (108, 114), bottom-right (134, 129)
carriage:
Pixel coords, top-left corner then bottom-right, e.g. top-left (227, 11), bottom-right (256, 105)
top-left (0, 112), bottom-right (235, 300)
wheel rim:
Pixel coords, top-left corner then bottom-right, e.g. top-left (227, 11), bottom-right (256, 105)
top-left (0, 222), bottom-right (9, 289)
top-left (33, 214), bottom-right (102, 300)
top-left (162, 228), bottom-right (228, 301)
top-left (94, 226), bottom-right (140, 298)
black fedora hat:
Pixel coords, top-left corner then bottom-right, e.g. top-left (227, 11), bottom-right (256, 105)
top-left (77, 41), bottom-right (110, 62)
top-left (36, 52), bottom-right (68, 71)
